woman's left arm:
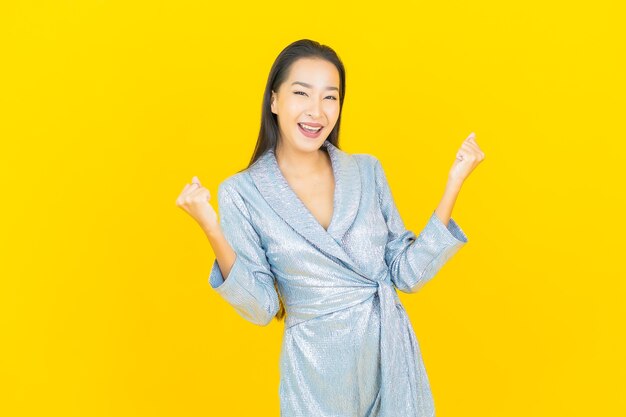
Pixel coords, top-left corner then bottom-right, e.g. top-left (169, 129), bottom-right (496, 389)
top-left (377, 132), bottom-right (486, 294)
top-left (434, 132), bottom-right (486, 226)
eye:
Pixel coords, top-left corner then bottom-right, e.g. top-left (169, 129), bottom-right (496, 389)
top-left (293, 91), bottom-right (337, 100)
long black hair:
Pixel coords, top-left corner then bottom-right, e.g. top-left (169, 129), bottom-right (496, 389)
top-left (241, 39), bottom-right (347, 322)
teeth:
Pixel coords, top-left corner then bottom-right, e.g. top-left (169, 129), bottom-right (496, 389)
top-left (299, 123), bottom-right (321, 132)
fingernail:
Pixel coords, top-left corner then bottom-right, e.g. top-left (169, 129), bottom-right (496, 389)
top-left (467, 132), bottom-right (475, 139)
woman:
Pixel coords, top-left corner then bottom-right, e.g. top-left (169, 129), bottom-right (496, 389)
top-left (176, 39), bottom-right (485, 417)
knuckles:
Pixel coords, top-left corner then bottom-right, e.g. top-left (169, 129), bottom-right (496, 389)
top-left (175, 190), bottom-right (212, 209)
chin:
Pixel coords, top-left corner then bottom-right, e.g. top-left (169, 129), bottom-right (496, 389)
top-left (294, 135), bottom-right (326, 150)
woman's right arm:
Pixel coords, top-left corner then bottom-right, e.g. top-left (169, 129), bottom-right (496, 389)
top-left (202, 222), bottom-right (236, 281)
top-left (176, 176), bottom-right (280, 326)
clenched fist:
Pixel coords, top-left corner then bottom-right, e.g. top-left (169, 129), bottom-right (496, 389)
top-left (448, 132), bottom-right (486, 184)
top-left (176, 176), bottom-right (219, 232)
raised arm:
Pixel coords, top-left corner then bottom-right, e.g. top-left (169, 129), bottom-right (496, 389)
top-left (374, 157), bottom-right (468, 293)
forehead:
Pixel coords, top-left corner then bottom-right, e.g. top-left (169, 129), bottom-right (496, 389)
top-left (286, 58), bottom-right (340, 86)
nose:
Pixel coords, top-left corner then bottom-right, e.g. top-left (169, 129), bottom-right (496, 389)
top-left (306, 99), bottom-right (322, 118)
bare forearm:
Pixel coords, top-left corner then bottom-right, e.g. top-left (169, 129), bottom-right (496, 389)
top-left (434, 178), bottom-right (463, 227)
top-left (202, 223), bottom-right (236, 280)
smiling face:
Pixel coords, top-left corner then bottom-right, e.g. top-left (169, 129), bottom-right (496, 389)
top-left (270, 57), bottom-right (341, 154)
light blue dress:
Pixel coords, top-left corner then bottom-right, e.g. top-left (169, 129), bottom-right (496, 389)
top-left (209, 139), bottom-right (468, 417)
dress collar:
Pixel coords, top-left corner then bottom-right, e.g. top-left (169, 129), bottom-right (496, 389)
top-left (248, 139), bottom-right (363, 272)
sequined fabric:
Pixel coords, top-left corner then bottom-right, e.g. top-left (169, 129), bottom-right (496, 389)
top-left (209, 139), bottom-right (468, 417)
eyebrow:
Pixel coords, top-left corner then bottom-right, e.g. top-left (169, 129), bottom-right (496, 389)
top-left (291, 81), bottom-right (339, 92)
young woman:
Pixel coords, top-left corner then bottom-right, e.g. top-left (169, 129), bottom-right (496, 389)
top-left (176, 39), bottom-right (485, 417)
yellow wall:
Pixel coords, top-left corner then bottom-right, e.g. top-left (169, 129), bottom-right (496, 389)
top-left (2, 1), bottom-right (624, 416)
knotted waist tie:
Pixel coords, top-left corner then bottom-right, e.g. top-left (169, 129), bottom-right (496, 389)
top-left (284, 273), bottom-right (421, 416)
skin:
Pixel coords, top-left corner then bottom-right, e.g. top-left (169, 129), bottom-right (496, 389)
top-left (176, 57), bottom-right (485, 281)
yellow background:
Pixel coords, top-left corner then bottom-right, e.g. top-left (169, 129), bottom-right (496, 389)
top-left (2, 1), bottom-right (624, 416)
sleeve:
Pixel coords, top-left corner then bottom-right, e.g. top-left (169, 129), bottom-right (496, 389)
top-left (373, 157), bottom-right (469, 294)
top-left (208, 182), bottom-right (280, 326)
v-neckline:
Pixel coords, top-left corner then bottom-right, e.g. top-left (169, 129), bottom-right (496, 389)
top-left (269, 141), bottom-right (338, 233)
top-left (248, 138), bottom-right (363, 273)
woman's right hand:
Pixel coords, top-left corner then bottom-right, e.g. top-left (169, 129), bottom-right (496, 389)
top-left (176, 176), bottom-right (219, 233)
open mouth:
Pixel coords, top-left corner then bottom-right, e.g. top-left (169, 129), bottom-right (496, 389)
top-left (297, 123), bottom-right (323, 138)
top-left (298, 123), bottom-right (322, 132)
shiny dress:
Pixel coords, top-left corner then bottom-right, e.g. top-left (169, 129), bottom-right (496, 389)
top-left (209, 139), bottom-right (468, 417)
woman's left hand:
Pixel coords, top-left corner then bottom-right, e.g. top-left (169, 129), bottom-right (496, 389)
top-left (448, 132), bottom-right (485, 184)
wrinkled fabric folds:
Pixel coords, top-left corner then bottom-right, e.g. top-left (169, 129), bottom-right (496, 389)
top-left (209, 140), bottom-right (468, 416)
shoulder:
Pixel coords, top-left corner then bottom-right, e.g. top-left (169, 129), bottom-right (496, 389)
top-left (350, 152), bottom-right (390, 198)
top-left (214, 170), bottom-right (256, 208)
top-left (351, 152), bottom-right (382, 175)
top-left (349, 153), bottom-right (387, 197)
top-left (218, 171), bottom-right (248, 193)
top-left (218, 169), bottom-right (254, 196)
top-left (351, 152), bottom-right (379, 165)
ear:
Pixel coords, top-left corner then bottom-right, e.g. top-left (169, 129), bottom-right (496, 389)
top-left (270, 90), bottom-right (277, 115)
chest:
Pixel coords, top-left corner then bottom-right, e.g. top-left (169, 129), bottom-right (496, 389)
top-left (254, 177), bottom-right (389, 281)
top-left (285, 173), bottom-right (335, 231)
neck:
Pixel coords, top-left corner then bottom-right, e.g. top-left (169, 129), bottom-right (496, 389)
top-left (275, 141), bottom-right (328, 179)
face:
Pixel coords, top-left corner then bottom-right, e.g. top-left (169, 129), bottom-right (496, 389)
top-left (271, 58), bottom-right (341, 154)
